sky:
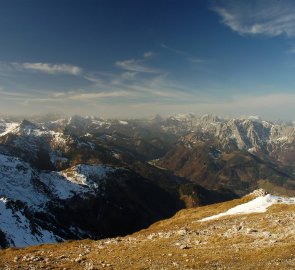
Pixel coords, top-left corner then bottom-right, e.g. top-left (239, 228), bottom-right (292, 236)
top-left (1, 0), bottom-right (295, 119)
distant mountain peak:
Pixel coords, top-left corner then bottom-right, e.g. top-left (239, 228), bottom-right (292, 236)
top-left (19, 119), bottom-right (37, 129)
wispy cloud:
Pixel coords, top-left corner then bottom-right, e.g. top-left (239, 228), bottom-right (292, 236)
top-left (143, 51), bottom-right (154, 59)
top-left (0, 52), bottom-right (201, 116)
top-left (120, 71), bottom-right (138, 80)
top-left (160, 43), bottom-right (189, 56)
top-left (115, 58), bottom-right (160, 73)
top-left (212, 0), bottom-right (295, 37)
top-left (61, 90), bottom-right (131, 100)
top-left (115, 51), bottom-right (162, 74)
top-left (160, 43), bottom-right (205, 63)
top-left (0, 89), bottom-right (35, 99)
top-left (12, 62), bottom-right (82, 75)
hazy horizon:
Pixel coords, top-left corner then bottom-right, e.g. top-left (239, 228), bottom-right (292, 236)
top-left (1, 112), bottom-right (295, 124)
top-left (1, 0), bottom-right (295, 120)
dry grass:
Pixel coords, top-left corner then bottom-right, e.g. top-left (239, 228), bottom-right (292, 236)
top-left (258, 179), bottom-right (295, 196)
top-left (1, 196), bottom-right (295, 270)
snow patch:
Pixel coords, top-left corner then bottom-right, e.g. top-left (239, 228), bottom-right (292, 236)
top-left (119, 120), bottom-right (128, 125)
top-left (61, 164), bottom-right (117, 190)
top-left (39, 171), bottom-right (90, 200)
top-left (200, 194), bottom-right (295, 222)
top-left (248, 147), bottom-right (256, 153)
top-left (275, 136), bottom-right (289, 142)
top-left (112, 152), bottom-right (121, 159)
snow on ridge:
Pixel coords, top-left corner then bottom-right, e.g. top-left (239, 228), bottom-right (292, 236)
top-left (39, 171), bottom-right (89, 200)
top-left (61, 164), bottom-right (119, 189)
top-left (119, 120), bottom-right (128, 125)
top-left (0, 154), bottom-right (48, 209)
top-left (75, 164), bottom-right (116, 179)
top-left (0, 197), bottom-right (60, 247)
top-left (0, 153), bottom-right (88, 208)
top-left (275, 136), bottom-right (289, 142)
top-left (171, 113), bottom-right (195, 121)
top-left (200, 194), bottom-right (295, 222)
top-left (0, 122), bottom-right (19, 136)
top-left (0, 120), bottom-right (65, 139)
top-left (246, 115), bottom-right (261, 121)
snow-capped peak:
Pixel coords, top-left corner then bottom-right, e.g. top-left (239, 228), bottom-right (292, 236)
top-left (0, 121), bottom-right (19, 137)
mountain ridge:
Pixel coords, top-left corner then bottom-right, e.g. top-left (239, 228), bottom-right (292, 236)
top-left (1, 114), bottom-right (295, 249)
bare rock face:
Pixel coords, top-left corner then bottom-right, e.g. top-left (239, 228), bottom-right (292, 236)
top-left (251, 189), bottom-right (268, 197)
top-left (161, 115), bottom-right (295, 167)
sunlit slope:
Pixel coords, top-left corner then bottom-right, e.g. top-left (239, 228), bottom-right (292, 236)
top-left (1, 190), bottom-right (295, 270)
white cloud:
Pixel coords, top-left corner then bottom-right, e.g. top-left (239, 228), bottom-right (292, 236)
top-left (213, 0), bottom-right (295, 37)
top-left (12, 62), bottom-right (82, 75)
top-left (2, 78), bottom-right (295, 119)
top-left (115, 59), bottom-right (160, 73)
top-left (115, 52), bottom-right (160, 73)
top-left (143, 51), bottom-right (154, 59)
top-left (120, 71), bottom-right (138, 80)
top-left (68, 91), bottom-right (131, 100)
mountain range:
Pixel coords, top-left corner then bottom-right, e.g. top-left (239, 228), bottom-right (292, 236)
top-left (1, 114), bottom-right (295, 248)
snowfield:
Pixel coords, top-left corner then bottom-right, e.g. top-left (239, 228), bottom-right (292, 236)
top-left (200, 194), bottom-right (295, 222)
top-left (0, 197), bottom-right (60, 247)
top-left (0, 154), bottom-right (114, 207)
top-left (39, 171), bottom-right (90, 200)
top-left (0, 154), bottom-right (48, 210)
top-left (62, 164), bottom-right (117, 190)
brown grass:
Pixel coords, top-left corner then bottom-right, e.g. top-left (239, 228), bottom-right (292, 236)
top-left (1, 196), bottom-right (294, 270)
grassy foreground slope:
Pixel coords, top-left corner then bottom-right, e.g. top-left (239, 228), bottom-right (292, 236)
top-left (0, 194), bottom-right (295, 270)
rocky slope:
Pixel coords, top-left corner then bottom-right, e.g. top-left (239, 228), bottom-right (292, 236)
top-left (156, 143), bottom-right (295, 196)
top-left (1, 190), bottom-right (294, 269)
top-left (155, 114), bottom-right (295, 196)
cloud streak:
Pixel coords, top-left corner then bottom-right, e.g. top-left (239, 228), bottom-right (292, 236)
top-left (115, 51), bottom-right (163, 74)
top-left (212, 0), bottom-right (295, 37)
top-left (160, 43), bottom-right (206, 63)
top-left (1, 54), bottom-right (194, 107)
top-left (60, 91), bottom-right (132, 100)
top-left (115, 59), bottom-right (160, 73)
top-left (12, 62), bottom-right (82, 75)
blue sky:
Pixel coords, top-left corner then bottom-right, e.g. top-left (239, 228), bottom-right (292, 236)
top-left (1, 0), bottom-right (295, 119)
